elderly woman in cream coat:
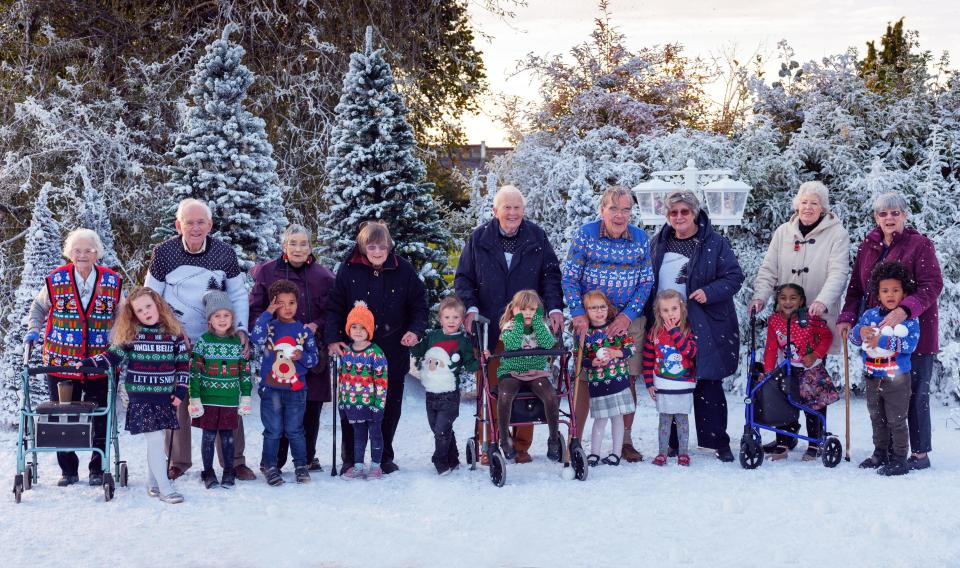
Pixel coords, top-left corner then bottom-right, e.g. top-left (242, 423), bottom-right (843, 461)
top-left (748, 181), bottom-right (850, 457)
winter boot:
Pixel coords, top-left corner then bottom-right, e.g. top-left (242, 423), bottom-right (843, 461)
top-left (220, 468), bottom-right (236, 487)
top-left (307, 458), bottom-right (323, 472)
top-left (859, 450), bottom-right (888, 469)
top-left (263, 467), bottom-right (284, 486)
top-left (295, 466), bottom-right (311, 484)
top-left (200, 469), bottom-right (220, 489)
top-left (546, 434), bottom-right (562, 462)
top-left (878, 457), bottom-right (909, 476)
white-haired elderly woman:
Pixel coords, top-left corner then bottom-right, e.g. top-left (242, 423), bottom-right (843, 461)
top-left (26, 228), bottom-right (123, 487)
top-left (748, 181), bottom-right (850, 459)
top-left (837, 191), bottom-right (943, 470)
top-left (249, 224), bottom-right (335, 473)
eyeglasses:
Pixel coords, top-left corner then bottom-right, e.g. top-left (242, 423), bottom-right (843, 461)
top-left (585, 305), bottom-right (607, 311)
top-left (365, 244), bottom-right (389, 252)
top-left (668, 209), bottom-right (692, 218)
top-left (876, 210), bottom-right (903, 219)
top-left (70, 248), bottom-right (97, 256)
top-left (604, 207), bottom-right (631, 216)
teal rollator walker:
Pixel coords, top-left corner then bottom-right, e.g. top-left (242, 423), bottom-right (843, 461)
top-left (13, 341), bottom-right (127, 503)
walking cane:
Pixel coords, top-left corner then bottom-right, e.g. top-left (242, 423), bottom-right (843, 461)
top-left (565, 333), bottom-right (587, 465)
top-left (330, 354), bottom-right (339, 477)
top-left (843, 337), bottom-right (851, 461)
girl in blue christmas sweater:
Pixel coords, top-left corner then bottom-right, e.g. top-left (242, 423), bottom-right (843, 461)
top-left (642, 289), bottom-right (698, 466)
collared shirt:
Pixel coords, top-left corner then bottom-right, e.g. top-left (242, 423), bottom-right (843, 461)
top-left (181, 236), bottom-right (208, 254)
top-left (599, 222), bottom-right (633, 242)
top-left (73, 267), bottom-right (97, 310)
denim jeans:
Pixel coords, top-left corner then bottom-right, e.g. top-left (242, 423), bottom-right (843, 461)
top-left (426, 391), bottom-right (460, 472)
top-left (259, 387), bottom-right (307, 469)
top-left (352, 420), bottom-right (384, 465)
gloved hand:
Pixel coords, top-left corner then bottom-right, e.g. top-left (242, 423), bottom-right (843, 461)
top-left (24, 331), bottom-right (40, 344)
top-left (238, 396), bottom-right (252, 416)
top-left (187, 398), bottom-right (204, 419)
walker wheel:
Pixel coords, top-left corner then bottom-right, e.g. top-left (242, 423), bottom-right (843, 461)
top-left (465, 438), bottom-right (478, 470)
top-left (821, 436), bottom-right (843, 468)
top-left (24, 465), bottom-right (33, 491)
top-left (738, 436), bottom-right (764, 469)
top-left (119, 462), bottom-right (129, 487)
top-left (488, 451), bottom-right (506, 487)
top-left (103, 473), bottom-right (115, 502)
top-left (571, 446), bottom-right (588, 481)
top-left (13, 474), bottom-right (23, 504)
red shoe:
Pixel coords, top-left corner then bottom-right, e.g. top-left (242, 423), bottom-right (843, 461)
top-left (652, 454), bottom-right (668, 466)
top-left (678, 454), bottom-right (691, 466)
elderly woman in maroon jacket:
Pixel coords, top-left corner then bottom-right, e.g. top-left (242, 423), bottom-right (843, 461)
top-left (250, 224), bottom-right (335, 473)
top-left (837, 191), bottom-right (943, 470)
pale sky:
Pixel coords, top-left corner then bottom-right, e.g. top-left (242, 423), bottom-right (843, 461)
top-left (463, 0), bottom-right (960, 146)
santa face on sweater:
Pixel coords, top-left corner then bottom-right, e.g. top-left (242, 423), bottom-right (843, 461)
top-left (419, 346), bottom-right (460, 393)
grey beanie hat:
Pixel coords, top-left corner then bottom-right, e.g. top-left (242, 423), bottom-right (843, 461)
top-left (203, 290), bottom-right (234, 321)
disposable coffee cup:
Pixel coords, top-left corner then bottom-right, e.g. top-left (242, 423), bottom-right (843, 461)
top-left (57, 380), bottom-right (74, 404)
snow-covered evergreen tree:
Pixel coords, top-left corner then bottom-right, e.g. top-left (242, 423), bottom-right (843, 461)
top-left (156, 25), bottom-right (286, 268)
top-left (76, 166), bottom-right (121, 271)
top-left (564, 157), bottom-right (598, 254)
top-left (318, 27), bottom-right (450, 302)
top-left (0, 183), bottom-right (63, 422)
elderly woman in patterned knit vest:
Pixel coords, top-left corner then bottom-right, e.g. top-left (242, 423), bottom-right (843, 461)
top-left (26, 228), bottom-right (123, 487)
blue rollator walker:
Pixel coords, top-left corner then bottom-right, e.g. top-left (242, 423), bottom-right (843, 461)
top-left (739, 310), bottom-right (843, 469)
top-left (13, 341), bottom-right (127, 503)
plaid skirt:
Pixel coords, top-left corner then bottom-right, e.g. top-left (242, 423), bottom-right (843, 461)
top-left (589, 388), bottom-right (636, 419)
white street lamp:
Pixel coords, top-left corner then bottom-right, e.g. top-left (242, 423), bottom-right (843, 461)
top-left (631, 159), bottom-right (752, 226)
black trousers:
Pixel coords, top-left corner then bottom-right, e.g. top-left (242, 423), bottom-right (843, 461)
top-left (426, 391), bottom-right (461, 472)
top-left (46, 375), bottom-right (108, 476)
top-left (670, 380), bottom-right (730, 451)
top-left (277, 400), bottom-right (322, 470)
top-left (777, 407), bottom-right (826, 447)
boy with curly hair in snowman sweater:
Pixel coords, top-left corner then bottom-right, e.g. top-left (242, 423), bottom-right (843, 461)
top-left (411, 296), bottom-right (478, 475)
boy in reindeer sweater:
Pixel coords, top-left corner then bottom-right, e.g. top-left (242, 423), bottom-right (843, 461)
top-left (410, 296), bottom-right (478, 475)
top-left (849, 261), bottom-right (920, 477)
top-left (250, 279), bottom-right (319, 486)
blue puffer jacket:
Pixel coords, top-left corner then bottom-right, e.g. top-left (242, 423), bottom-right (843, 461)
top-left (647, 212), bottom-right (745, 380)
top-left (454, 219), bottom-right (564, 348)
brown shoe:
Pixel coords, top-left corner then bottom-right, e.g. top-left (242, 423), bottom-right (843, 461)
top-left (621, 443), bottom-right (643, 463)
top-left (167, 466), bottom-right (183, 481)
top-left (234, 464), bottom-right (257, 481)
top-left (515, 450), bottom-right (532, 464)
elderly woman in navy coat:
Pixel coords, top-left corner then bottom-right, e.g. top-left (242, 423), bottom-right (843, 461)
top-left (325, 221), bottom-right (428, 474)
top-left (646, 191), bottom-right (745, 462)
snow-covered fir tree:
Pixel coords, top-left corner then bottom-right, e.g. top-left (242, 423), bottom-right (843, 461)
top-left (318, 27), bottom-right (450, 302)
top-left (156, 25), bottom-right (286, 269)
top-left (564, 157), bottom-right (598, 254)
top-left (0, 183), bottom-right (63, 422)
top-left (76, 166), bottom-right (121, 271)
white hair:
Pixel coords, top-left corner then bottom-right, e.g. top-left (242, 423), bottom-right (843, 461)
top-left (599, 185), bottom-right (633, 212)
top-left (663, 191), bottom-right (701, 218)
top-left (493, 185), bottom-right (526, 209)
top-left (793, 181), bottom-right (831, 214)
top-left (62, 228), bottom-right (105, 260)
top-left (282, 224), bottom-right (311, 245)
top-left (175, 198), bottom-right (212, 222)
top-left (872, 191), bottom-right (910, 216)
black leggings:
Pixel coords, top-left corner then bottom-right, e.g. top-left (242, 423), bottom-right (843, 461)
top-left (496, 376), bottom-right (559, 445)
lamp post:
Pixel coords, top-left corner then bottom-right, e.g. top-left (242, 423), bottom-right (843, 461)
top-left (632, 159), bottom-right (752, 227)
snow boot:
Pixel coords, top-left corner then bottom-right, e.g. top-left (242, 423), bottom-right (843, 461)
top-left (546, 434), bottom-right (562, 462)
top-left (307, 458), bottom-right (323, 472)
top-left (295, 466), bottom-right (311, 484)
top-left (907, 455), bottom-right (931, 470)
top-left (201, 469), bottom-right (219, 489)
top-left (878, 457), bottom-right (909, 476)
top-left (263, 467), bottom-right (284, 486)
top-left (859, 450), bottom-right (888, 469)
top-left (220, 468), bottom-right (236, 487)
top-left (715, 446), bottom-right (735, 462)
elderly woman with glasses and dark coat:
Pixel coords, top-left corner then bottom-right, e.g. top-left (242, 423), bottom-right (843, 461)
top-left (836, 191), bottom-right (943, 471)
top-left (325, 221), bottom-right (428, 475)
top-left (645, 191), bottom-right (745, 462)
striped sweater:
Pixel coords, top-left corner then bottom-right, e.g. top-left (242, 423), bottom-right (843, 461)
top-left (189, 332), bottom-right (252, 407)
top-left (642, 327), bottom-right (697, 391)
top-left (496, 311), bottom-right (556, 378)
top-left (82, 326), bottom-right (190, 402)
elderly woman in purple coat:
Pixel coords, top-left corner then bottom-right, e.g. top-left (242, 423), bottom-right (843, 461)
top-left (836, 191), bottom-right (943, 470)
top-left (250, 224), bottom-right (335, 473)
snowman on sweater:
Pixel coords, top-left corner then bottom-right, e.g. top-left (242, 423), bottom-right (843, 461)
top-left (419, 346), bottom-right (460, 394)
top-left (863, 324), bottom-right (910, 378)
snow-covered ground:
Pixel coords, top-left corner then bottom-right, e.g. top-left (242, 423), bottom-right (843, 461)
top-left (2, 378), bottom-right (960, 568)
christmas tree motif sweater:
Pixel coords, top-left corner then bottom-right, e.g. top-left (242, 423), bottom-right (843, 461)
top-left (497, 311), bottom-right (556, 379)
top-left (411, 329), bottom-right (479, 393)
top-left (189, 332), bottom-right (253, 407)
top-left (81, 326), bottom-right (190, 403)
top-left (250, 312), bottom-right (319, 391)
top-left (849, 307), bottom-right (920, 378)
top-left (763, 311), bottom-right (832, 372)
top-left (575, 325), bottom-right (634, 397)
top-left (642, 327), bottom-right (698, 393)
top-left (338, 343), bottom-right (388, 422)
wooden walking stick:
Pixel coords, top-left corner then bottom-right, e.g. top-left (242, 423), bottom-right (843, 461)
top-left (843, 339), bottom-right (851, 462)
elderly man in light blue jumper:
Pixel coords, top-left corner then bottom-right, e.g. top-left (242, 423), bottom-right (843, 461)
top-left (562, 185), bottom-right (653, 462)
